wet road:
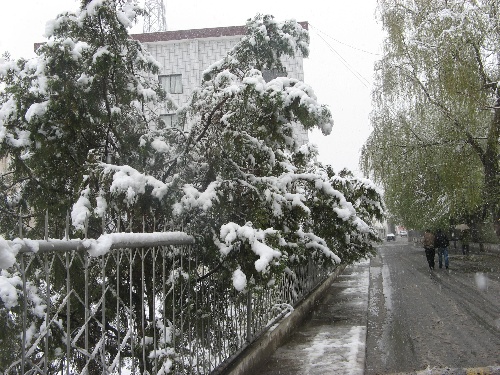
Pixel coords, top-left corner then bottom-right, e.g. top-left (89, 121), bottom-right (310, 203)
top-left (365, 238), bottom-right (500, 374)
top-left (247, 238), bottom-right (500, 374)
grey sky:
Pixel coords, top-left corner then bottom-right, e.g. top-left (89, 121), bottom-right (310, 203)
top-left (0, 0), bottom-right (383, 175)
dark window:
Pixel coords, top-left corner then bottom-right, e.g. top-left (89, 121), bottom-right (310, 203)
top-left (159, 74), bottom-right (183, 94)
top-left (160, 113), bottom-right (181, 129)
top-left (262, 67), bottom-right (287, 82)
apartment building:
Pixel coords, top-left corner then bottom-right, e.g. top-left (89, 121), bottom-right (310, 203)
top-left (131, 22), bottom-right (309, 145)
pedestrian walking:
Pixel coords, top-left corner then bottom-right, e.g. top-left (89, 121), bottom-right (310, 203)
top-left (423, 229), bottom-right (435, 270)
top-left (434, 228), bottom-right (450, 269)
top-left (460, 229), bottom-right (470, 255)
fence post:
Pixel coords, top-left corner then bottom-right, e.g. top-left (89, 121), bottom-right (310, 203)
top-left (44, 209), bottom-right (48, 240)
top-left (44, 252), bottom-right (50, 374)
top-left (65, 211), bottom-right (70, 240)
top-left (21, 255), bottom-right (27, 375)
top-left (65, 251), bottom-right (71, 375)
top-left (246, 290), bottom-right (253, 343)
top-left (101, 255), bottom-right (107, 374)
top-left (19, 208), bottom-right (26, 374)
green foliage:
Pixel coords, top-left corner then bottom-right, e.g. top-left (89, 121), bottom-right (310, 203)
top-left (362, 0), bottom-right (500, 234)
top-left (0, 0), bottom-right (163, 238)
top-left (75, 13), bottom-right (384, 281)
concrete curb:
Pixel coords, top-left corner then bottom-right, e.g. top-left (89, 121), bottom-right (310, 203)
top-left (219, 264), bottom-right (347, 375)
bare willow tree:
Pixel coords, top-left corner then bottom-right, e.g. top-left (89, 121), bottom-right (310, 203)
top-left (362, 0), bottom-right (500, 238)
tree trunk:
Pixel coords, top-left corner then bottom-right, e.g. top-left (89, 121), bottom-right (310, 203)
top-left (481, 104), bottom-right (500, 240)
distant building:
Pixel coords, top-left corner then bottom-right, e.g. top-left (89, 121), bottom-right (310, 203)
top-left (131, 22), bottom-right (310, 145)
top-left (373, 219), bottom-right (388, 240)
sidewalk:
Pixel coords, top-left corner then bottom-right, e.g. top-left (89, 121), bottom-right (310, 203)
top-left (251, 259), bottom-right (370, 374)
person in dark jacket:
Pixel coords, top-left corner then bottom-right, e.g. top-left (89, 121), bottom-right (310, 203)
top-left (434, 228), bottom-right (450, 269)
top-left (423, 229), bottom-right (436, 270)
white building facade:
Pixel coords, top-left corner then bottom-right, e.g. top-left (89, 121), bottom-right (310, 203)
top-left (132, 23), bottom-right (309, 145)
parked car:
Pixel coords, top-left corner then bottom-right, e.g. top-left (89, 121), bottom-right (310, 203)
top-left (386, 233), bottom-right (396, 241)
top-left (400, 230), bottom-right (408, 237)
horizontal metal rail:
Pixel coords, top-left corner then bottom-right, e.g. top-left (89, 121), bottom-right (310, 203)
top-left (7, 232), bottom-right (195, 253)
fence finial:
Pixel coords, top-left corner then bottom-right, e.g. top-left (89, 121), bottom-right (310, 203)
top-left (45, 209), bottom-right (49, 241)
top-left (19, 207), bottom-right (23, 239)
top-left (65, 211), bottom-right (70, 240)
top-left (84, 214), bottom-right (89, 239)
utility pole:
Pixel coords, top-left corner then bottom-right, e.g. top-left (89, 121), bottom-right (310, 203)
top-left (143, 0), bottom-right (167, 33)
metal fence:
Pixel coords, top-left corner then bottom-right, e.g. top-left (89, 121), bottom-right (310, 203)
top-left (1, 230), bottom-right (335, 374)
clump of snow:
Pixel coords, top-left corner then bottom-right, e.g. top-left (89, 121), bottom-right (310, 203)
top-left (0, 98), bottom-right (18, 144)
top-left (24, 322), bottom-right (38, 348)
top-left (84, 0), bottom-right (107, 18)
top-left (297, 230), bottom-right (341, 264)
top-left (76, 72), bottom-right (93, 87)
top-left (0, 272), bottom-right (20, 309)
top-left (151, 138), bottom-right (170, 153)
top-left (106, 164), bottom-right (173, 201)
top-left (27, 282), bottom-right (46, 317)
top-left (6, 129), bottom-right (32, 148)
top-left (15, 238), bottom-right (40, 253)
top-left (0, 236), bottom-right (19, 269)
top-left (232, 267), bottom-right (247, 291)
top-left (116, 1), bottom-right (141, 29)
top-left (92, 46), bottom-right (110, 63)
top-left (83, 234), bottom-right (113, 257)
top-left (72, 187), bottom-right (92, 231)
top-left (94, 195), bottom-right (108, 217)
top-left (174, 181), bottom-right (220, 214)
top-left (219, 222), bottom-right (281, 272)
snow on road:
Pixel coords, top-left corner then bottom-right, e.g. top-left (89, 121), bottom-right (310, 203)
top-left (255, 258), bottom-right (370, 374)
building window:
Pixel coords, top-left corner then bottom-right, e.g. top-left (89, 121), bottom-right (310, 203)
top-left (262, 67), bottom-right (287, 82)
top-left (159, 74), bottom-right (183, 94)
top-left (160, 113), bottom-right (181, 129)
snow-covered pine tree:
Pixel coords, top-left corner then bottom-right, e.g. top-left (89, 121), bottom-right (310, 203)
top-left (76, 14), bottom-right (384, 286)
top-left (0, 0), bottom-right (163, 238)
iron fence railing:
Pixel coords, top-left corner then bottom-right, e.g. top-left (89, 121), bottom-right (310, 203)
top-left (0, 231), bottom-right (336, 374)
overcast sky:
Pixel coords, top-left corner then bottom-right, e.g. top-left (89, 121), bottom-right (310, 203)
top-left (0, 0), bottom-right (384, 175)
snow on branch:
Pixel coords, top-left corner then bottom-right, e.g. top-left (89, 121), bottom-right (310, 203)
top-left (296, 229), bottom-right (341, 264)
top-left (219, 222), bottom-right (281, 272)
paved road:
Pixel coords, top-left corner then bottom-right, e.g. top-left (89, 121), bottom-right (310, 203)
top-left (252, 237), bottom-right (500, 374)
top-left (365, 238), bottom-right (500, 374)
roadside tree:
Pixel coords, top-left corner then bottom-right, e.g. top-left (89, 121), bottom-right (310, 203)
top-left (361, 0), bottom-right (500, 237)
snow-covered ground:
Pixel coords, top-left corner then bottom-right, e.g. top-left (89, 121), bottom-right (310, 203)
top-left (254, 259), bottom-right (370, 374)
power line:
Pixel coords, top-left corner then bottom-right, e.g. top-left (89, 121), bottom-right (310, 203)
top-left (309, 23), bottom-right (381, 56)
top-left (314, 31), bottom-right (372, 89)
